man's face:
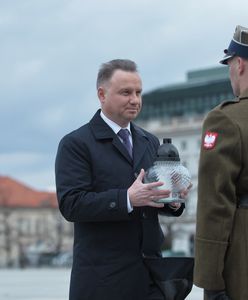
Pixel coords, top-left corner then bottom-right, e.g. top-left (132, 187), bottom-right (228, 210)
top-left (98, 70), bottom-right (142, 127)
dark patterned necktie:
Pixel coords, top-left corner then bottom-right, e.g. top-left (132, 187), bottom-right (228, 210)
top-left (118, 129), bottom-right (133, 158)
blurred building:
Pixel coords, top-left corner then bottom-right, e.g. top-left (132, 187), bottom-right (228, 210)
top-left (0, 176), bottom-right (73, 268)
top-left (137, 66), bottom-right (233, 255)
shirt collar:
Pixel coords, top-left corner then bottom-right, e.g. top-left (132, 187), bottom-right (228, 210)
top-left (100, 111), bottom-right (131, 135)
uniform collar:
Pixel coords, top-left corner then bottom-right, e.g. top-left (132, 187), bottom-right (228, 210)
top-left (239, 88), bottom-right (248, 101)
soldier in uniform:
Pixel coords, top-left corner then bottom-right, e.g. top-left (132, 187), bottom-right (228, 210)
top-left (194, 25), bottom-right (248, 300)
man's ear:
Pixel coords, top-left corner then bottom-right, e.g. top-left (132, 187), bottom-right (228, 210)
top-left (97, 87), bottom-right (105, 104)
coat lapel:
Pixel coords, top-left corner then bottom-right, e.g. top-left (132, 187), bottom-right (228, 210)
top-left (112, 139), bottom-right (133, 163)
top-left (131, 123), bottom-right (149, 170)
top-left (89, 110), bottom-right (133, 164)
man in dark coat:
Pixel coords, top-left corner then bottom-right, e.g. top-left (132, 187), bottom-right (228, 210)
top-left (55, 59), bottom-right (186, 300)
top-left (194, 25), bottom-right (248, 300)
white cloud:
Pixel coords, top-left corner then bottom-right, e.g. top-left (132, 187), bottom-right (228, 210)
top-left (0, 151), bottom-right (55, 191)
top-left (13, 59), bottom-right (45, 82)
top-left (0, 152), bottom-right (45, 167)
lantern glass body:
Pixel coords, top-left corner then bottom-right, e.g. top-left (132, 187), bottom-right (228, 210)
top-left (144, 161), bottom-right (191, 203)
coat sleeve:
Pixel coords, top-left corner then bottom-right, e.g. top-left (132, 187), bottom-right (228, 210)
top-left (159, 203), bottom-right (185, 217)
top-left (193, 108), bottom-right (241, 290)
top-left (55, 133), bottom-right (130, 223)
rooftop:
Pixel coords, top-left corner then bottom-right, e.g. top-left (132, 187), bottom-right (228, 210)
top-left (0, 176), bottom-right (57, 208)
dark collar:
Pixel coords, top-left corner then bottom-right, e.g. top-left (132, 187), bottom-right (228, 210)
top-left (89, 109), bottom-right (148, 140)
top-left (239, 89), bottom-right (248, 101)
top-left (89, 110), bottom-right (150, 168)
top-left (89, 110), bottom-right (116, 140)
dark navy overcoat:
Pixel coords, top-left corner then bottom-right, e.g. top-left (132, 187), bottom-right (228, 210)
top-left (55, 110), bottom-right (184, 300)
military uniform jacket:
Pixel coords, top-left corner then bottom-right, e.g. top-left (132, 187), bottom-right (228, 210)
top-left (55, 110), bottom-right (184, 300)
top-left (194, 90), bottom-right (248, 300)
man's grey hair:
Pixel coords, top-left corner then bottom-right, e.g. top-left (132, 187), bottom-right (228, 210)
top-left (96, 59), bottom-right (138, 89)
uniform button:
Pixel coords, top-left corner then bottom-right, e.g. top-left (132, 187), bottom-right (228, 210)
top-left (109, 202), bottom-right (116, 209)
top-left (142, 212), bottom-right (147, 219)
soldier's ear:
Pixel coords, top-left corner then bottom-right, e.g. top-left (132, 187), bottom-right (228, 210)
top-left (238, 57), bottom-right (246, 75)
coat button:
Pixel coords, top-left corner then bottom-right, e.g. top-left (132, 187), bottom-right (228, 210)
top-left (109, 202), bottom-right (116, 209)
top-left (142, 212), bottom-right (147, 219)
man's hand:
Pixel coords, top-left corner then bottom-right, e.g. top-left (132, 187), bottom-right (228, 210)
top-left (168, 182), bottom-right (192, 209)
top-left (128, 169), bottom-right (170, 208)
top-left (180, 182), bottom-right (193, 199)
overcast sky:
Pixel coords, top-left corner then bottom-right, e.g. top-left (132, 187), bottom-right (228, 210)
top-left (0, 0), bottom-right (247, 191)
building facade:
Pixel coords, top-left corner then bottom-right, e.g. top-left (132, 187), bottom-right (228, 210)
top-left (0, 176), bottom-right (73, 268)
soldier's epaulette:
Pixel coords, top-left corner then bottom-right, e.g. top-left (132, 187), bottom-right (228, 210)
top-left (220, 97), bottom-right (239, 108)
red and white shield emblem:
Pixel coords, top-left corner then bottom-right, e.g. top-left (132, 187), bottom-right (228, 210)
top-left (203, 131), bottom-right (218, 149)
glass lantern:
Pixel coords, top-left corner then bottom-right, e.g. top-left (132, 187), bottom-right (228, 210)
top-left (144, 138), bottom-right (191, 203)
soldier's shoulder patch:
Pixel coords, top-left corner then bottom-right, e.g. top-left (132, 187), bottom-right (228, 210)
top-left (203, 131), bottom-right (218, 149)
